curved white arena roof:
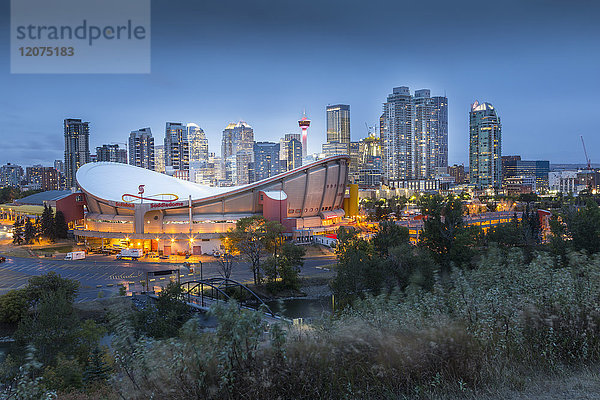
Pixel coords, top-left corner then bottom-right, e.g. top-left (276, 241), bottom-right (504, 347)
top-left (77, 162), bottom-right (235, 203)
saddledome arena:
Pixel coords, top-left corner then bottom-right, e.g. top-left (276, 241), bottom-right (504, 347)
top-left (74, 155), bottom-right (351, 255)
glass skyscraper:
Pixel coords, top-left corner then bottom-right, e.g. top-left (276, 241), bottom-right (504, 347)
top-left (323, 104), bottom-right (350, 156)
top-left (381, 87), bottom-right (448, 181)
top-left (164, 122), bottom-right (189, 171)
top-left (187, 123), bottom-right (209, 164)
top-left (64, 118), bottom-right (90, 188)
top-left (129, 127), bottom-right (155, 171)
top-left (469, 101), bottom-right (502, 188)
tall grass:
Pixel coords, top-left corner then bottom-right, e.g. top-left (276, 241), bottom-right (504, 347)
top-left (106, 247), bottom-right (600, 399)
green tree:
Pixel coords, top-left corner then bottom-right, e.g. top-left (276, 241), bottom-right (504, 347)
top-left (23, 218), bottom-right (36, 244)
top-left (418, 194), bottom-right (467, 272)
top-left (209, 300), bottom-right (265, 376)
top-left (132, 282), bottom-right (192, 339)
top-left (15, 291), bottom-right (81, 364)
top-left (264, 242), bottom-right (305, 291)
top-left (564, 200), bottom-right (600, 254)
top-left (372, 220), bottom-right (409, 257)
top-left (54, 211), bottom-right (69, 239)
top-left (385, 243), bottom-right (437, 291)
top-left (0, 289), bottom-right (29, 324)
top-left (330, 227), bottom-right (382, 306)
top-left (26, 272), bottom-right (80, 306)
top-left (12, 219), bottom-right (23, 245)
top-left (40, 204), bottom-right (55, 242)
top-left (223, 216), bottom-right (283, 285)
top-left (43, 354), bottom-right (84, 391)
top-left (83, 347), bottom-right (111, 385)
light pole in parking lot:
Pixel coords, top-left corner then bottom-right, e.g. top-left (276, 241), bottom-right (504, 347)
top-left (199, 260), bottom-right (204, 306)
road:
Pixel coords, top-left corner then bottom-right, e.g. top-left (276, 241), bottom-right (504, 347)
top-left (0, 253), bottom-right (337, 301)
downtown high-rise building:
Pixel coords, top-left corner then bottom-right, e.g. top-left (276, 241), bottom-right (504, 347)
top-left (164, 122), bottom-right (189, 172)
top-left (280, 133), bottom-right (302, 171)
top-left (323, 104), bottom-right (350, 156)
top-left (154, 145), bottom-right (165, 173)
top-left (357, 132), bottom-right (383, 188)
top-left (381, 87), bottom-right (448, 182)
top-left (469, 101), bottom-right (502, 188)
top-left (96, 144), bottom-right (127, 164)
top-left (221, 121), bottom-right (254, 185)
top-left (64, 118), bottom-right (90, 188)
top-left (187, 123), bottom-right (209, 164)
top-left (252, 142), bottom-right (280, 182)
top-left (129, 128), bottom-right (155, 170)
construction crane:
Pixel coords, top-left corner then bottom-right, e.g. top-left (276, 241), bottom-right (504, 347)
top-left (581, 135), bottom-right (591, 170)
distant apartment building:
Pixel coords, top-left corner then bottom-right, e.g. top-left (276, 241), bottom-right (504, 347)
top-left (252, 142), bottom-right (280, 182)
top-left (96, 144), bottom-right (127, 164)
top-left (448, 164), bottom-right (467, 184)
top-left (26, 165), bottom-right (44, 187)
top-left (128, 128), bottom-right (155, 170)
top-left (53, 160), bottom-right (64, 175)
top-left (381, 87), bottom-right (448, 181)
top-left (64, 118), bottom-right (90, 188)
top-left (323, 104), bottom-right (350, 156)
top-left (549, 171), bottom-right (581, 194)
top-left (164, 122), bottom-right (189, 172)
top-left (187, 123), bottom-right (209, 164)
top-left (221, 121), bottom-right (254, 185)
top-left (0, 163), bottom-right (23, 188)
top-left (469, 101), bottom-right (502, 188)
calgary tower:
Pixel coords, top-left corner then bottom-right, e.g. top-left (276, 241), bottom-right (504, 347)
top-left (298, 111), bottom-right (311, 158)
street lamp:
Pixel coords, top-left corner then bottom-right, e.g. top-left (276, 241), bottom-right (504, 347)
top-left (198, 260), bottom-right (204, 307)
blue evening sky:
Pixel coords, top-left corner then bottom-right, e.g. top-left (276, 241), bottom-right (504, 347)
top-left (0, 0), bottom-right (599, 166)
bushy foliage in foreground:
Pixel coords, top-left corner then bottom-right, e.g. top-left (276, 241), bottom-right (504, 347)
top-left (103, 248), bottom-right (600, 399)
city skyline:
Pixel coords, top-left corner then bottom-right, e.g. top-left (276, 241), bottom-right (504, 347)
top-left (1, 0), bottom-right (599, 166)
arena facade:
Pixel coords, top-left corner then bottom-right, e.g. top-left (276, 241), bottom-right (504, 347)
top-left (74, 155), bottom-right (350, 255)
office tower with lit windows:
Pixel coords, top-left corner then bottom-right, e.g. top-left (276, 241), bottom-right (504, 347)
top-left (280, 133), bottom-right (301, 171)
top-left (96, 144), bottom-right (127, 164)
top-left (252, 142), bottom-right (281, 182)
top-left (469, 101), bottom-right (502, 188)
top-left (187, 123), bottom-right (209, 164)
top-left (154, 145), bottom-right (165, 173)
top-left (64, 118), bottom-right (90, 188)
top-left (280, 133), bottom-right (302, 171)
top-left (164, 122), bottom-right (189, 172)
top-left (221, 121), bottom-right (254, 185)
top-left (502, 156), bottom-right (550, 189)
top-left (323, 104), bottom-right (350, 156)
top-left (381, 87), bottom-right (448, 182)
top-left (129, 128), bottom-right (155, 170)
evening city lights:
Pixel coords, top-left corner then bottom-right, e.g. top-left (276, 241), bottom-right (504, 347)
top-left (0, 0), bottom-right (599, 398)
